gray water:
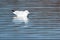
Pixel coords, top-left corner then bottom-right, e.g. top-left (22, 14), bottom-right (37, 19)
top-left (0, 0), bottom-right (60, 40)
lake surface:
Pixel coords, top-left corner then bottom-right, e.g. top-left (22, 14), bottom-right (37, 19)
top-left (0, 0), bottom-right (60, 40)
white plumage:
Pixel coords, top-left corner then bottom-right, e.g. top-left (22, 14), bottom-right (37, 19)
top-left (12, 10), bottom-right (29, 27)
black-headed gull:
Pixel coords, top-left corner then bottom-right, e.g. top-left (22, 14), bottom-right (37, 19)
top-left (12, 10), bottom-right (30, 27)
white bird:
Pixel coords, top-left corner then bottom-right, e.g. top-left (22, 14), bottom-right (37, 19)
top-left (12, 10), bottom-right (30, 27)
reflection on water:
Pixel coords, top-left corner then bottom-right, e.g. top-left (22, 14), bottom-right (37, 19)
top-left (0, 0), bottom-right (60, 40)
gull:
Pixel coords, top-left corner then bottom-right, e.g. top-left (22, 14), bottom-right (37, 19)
top-left (11, 10), bottom-right (30, 27)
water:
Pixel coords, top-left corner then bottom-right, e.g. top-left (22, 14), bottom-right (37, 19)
top-left (0, 0), bottom-right (60, 40)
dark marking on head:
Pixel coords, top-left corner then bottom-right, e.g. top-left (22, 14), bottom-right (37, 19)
top-left (11, 10), bottom-right (15, 12)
